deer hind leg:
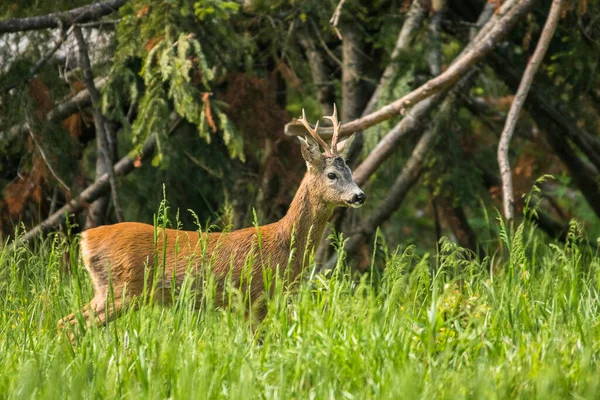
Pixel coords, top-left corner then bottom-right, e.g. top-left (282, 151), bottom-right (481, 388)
top-left (58, 263), bottom-right (129, 342)
top-left (58, 295), bottom-right (127, 342)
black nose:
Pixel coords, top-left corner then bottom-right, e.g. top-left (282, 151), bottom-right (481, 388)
top-left (353, 192), bottom-right (366, 204)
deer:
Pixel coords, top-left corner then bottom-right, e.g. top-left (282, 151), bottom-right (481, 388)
top-left (58, 105), bottom-right (366, 336)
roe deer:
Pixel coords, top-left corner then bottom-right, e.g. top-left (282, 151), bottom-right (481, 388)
top-left (59, 105), bottom-right (366, 334)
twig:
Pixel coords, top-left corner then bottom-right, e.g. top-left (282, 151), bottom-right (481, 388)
top-left (497, 0), bottom-right (563, 221)
top-left (26, 123), bottom-right (71, 193)
top-left (329, 0), bottom-right (348, 39)
top-left (184, 151), bottom-right (223, 178)
top-left (310, 19), bottom-right (343, 67)
top-left (0, 0), bottom-right (127, 34)
top-left (74, 26), bottom-right (124, 223)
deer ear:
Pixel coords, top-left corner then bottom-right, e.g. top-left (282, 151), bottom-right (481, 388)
top-left (336, 133), bottom-right (355, 160)
top-left (298, 135), bottom-right (323, 167)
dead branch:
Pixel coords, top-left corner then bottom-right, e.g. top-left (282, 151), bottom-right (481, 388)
top-left (8, 118), bottom-right (182, 250)
top-left (26, 123), bottom-right (70, 193)
top-left (74, 26), bottom-right (124, 224)
top-left (329, 0), bottom-right (347, 39)
top-left (497, 0), bottom-right (563, 221)
top-left (309, 20), bottom-right (342, 67)
top-left (285, 0), bottom-right (536, 140)
top-left (353, 69), bottom-right (477, 186)
top-left (324, 70), bottom-right (478, 269)
top-left (0, 0), bottom-right (126, 34)
top-left (490, 54), bottom-right (600, 221)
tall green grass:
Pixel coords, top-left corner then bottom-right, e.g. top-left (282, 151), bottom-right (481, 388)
top-left (1, 215), bottom-right (600, 399)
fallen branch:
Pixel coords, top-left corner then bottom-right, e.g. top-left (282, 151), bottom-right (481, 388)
top-left (497, 0), bottom-right (563, 221)
top-left (325, 71), bottom-right (478, 270)
top-left (285, 0), bottom-right (536, 140)
top-left (0, 0), bottom-right (126, 34)
top-left (8, 118), bottom-right (182, 250)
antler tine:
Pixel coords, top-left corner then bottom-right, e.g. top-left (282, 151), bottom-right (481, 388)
top-left (297, 109), bottom-right (333, 157)
top-left (323, 103), bottom-right (341, 156)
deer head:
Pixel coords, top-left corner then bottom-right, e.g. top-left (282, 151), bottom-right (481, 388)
top-left (296, 105), bottom-right (366, 208)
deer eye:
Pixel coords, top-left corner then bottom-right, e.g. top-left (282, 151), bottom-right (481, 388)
top-left (327, 173), bottom-right (337, 180)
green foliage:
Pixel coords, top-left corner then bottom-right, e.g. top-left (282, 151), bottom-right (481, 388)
top-left (2, 218), bottom-right (600, 398)
top-left (102, 0), bottom-right (245, 162)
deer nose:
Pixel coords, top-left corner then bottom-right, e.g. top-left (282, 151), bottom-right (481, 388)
top-left (353, 192), bottom-right (366, 205)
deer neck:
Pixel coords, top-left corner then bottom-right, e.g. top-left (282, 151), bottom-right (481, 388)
top-left (279, 173), bottom-right (333, 264)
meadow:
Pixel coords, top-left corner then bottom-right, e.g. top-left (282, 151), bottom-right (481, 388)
top-left (1, 214), bottom-right (600, 399)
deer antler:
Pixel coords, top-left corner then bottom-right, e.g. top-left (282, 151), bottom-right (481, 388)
top-left (323, 103), bottom-right (342, 156)
top-left (297, 109), bottom-right (333, 157)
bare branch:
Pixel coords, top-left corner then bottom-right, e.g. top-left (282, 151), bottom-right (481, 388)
top-left (27, 124), bottom-right (70, 193)
top-left (74, 26), bottom-right (124, 223)
top-left (0, 0), bottom-right (126, 34)
top-left (491, 55), bottom-right (600, 221)
top-left (309, 19), bottom-right (342, 67)
top-left (497, 0), bottom-right (563, 221)
top-left (329, 0), bottom-right (347, 39)
top-left (285, 0), bottom-right (537, 140)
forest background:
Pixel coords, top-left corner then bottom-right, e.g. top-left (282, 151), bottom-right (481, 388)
top-left (1, 0), bottom-right (599, 268)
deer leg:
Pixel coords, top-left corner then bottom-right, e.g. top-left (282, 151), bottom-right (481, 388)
top-left (58, 294), bottom-right (127, 342)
